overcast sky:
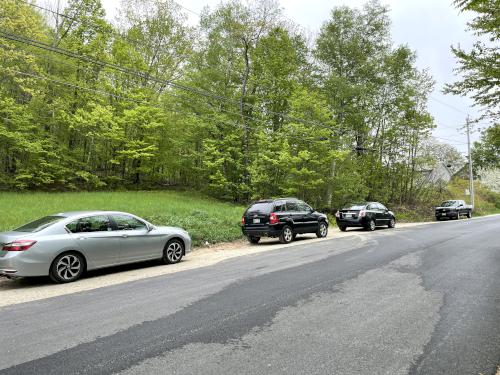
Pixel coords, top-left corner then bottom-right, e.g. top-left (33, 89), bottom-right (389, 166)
top-left (98, 0), bottom-right (484, 154)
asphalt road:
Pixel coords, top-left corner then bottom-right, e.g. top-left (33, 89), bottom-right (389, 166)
top-left (0, 216), bottom-right (499, 375)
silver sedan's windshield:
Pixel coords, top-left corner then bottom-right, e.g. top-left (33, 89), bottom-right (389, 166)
top-left (14, 216), bottom-right (66, 232)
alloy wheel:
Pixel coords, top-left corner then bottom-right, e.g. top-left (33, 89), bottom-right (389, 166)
top-left (319, 223), bottom-right (327, 237)
top-left (283, 227), bottom-right (293, 242)
top-left (166, 241), bottom-right (183, 263)
top-left (56, 254), bottom-right (81, 281)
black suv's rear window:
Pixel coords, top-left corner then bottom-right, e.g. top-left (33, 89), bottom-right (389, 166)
top-left (14, 216), bottom-right (66, 232)
top-left (247, 202), bottom-right (273, 214)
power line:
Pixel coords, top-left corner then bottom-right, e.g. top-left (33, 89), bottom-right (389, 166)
top-left (428, 95), bottom-right (469, 116)
top-left (432, 135), bottom-right (467, 145)
top-left (4, 69), bottom-right (339, 147)
top-left (0, 29), bottom-right (344, 135)
top-left (21, 0), bottom-right (480, 133)
top-left (0, 42), bottom-right (345, 138)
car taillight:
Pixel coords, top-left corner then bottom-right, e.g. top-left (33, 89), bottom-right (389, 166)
top-left (269, 213), bottom-right (279, 225)
top-left (2, 240), bottom-right (37, 251)
top-left (335, 211), bottom-right (340, 218)
top-left (359, 210), bottom-right (366, 217)
top-left (241, 216), bottom-right (246, 225)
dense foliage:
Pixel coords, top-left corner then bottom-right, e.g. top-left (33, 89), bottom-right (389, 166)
top-left (0, 0), bottom-right (445, 209)
top-left (445, 0), bottom-right (500, 121)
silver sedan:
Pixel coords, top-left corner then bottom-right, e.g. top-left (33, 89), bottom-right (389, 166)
top-left (0, 211), bottom-right (192, 283)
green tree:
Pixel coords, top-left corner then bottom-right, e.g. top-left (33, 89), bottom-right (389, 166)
top-left (445, 0), bottom-right (500, 120)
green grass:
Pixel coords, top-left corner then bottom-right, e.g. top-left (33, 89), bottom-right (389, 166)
top-left (0, 191), bottom-right (246, 247)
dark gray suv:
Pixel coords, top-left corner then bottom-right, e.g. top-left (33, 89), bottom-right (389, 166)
top-left (241, 198), bottom-right (329, 244)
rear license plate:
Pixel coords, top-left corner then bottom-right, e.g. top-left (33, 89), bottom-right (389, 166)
top-left (345, 213), bottom-right (353, 218)
top-left (441, 213), bottom-right (446, 216)
top-left (253, 218), bottom-right (260, 224)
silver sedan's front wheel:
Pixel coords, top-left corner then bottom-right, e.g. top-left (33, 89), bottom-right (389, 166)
top-left (50, 253), bottom-right (84, 283)
top-left (163, 239), bottom-right (184, 264)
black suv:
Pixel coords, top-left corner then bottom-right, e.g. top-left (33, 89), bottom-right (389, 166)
top-left (335, 202), bottom-right (395, 231)
top-left (241, 198), bottom-right (329, 244)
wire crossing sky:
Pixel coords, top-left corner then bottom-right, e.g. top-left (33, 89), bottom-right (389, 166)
top-left (36, 0), bottom-right (490, 154)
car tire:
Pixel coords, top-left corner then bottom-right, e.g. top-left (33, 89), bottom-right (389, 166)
top-left (339, 225), bottom-right (347, 232)
top-left (316, 221), bottom-right (328, 238)
top-left (163, 239), bottom-right (184, 264)
top-left (279, 225), bottom-right (294, 244)
top-left (436, 217), bottom-right (441, 221)
top-left (366, 219), bottom-right (376, 231)
top-left (247, 236), bottom-right (260, 244)
top-left (467, 211), bottom-right (472, 219)
top-left (388, 217), bottom-right (396, 228)
top-left (49, 252), bottom-right (85, 283)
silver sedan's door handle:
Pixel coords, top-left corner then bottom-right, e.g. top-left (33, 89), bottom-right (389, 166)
top-left (78, 237), bottom-right (87, 240)
top-left (121, 234), bottom-right (128, 238)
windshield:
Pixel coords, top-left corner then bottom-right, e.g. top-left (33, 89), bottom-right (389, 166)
top-left (247, 202), bottom-right (273, 214)
top-left (440, 201), bottom-right (457, 207)
top-left (14, 216), bottom-right (66, 232)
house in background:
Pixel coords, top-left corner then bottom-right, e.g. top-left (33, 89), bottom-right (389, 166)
top-left (420, 162), bottom-right (454, 185)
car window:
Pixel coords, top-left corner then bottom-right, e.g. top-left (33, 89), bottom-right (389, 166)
top-left (112, 214), bottom-right (147, 231)
top-left (367, 204), bottom-right (376, 210)
top-left (344, 204), bottom-right (366, 210)
top-left (14, 215), bottom-right (66, 232)
top-left (377, 203), bottom-right (387, 210)
top-left (286, 201), bottom-right (299, 212)
top-left (440, 201), bottom-right (456, 207)
top-left (273, 201), bottom-right (286, 212)
top-left (297, 201), bottom-right (311, 211)
top-left (247, 202), bottom-right (273, 214)
top-left (67, 215), bottom-right (112, 233)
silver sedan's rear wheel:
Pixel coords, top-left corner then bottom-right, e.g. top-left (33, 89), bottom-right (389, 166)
top-left (50, 253), bottom-right (84, 283)
top-left (163, 239), bottom-right (184, 264)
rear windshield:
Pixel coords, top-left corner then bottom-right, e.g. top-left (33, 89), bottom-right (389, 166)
top-left (246, 202), bottom-right (273, 214)
top-left (440, 201), bottom-right (457, 207)
top-left (344, 204), bottom-right (366, 210)
top-left (14, 216), bottom-right (66, 232)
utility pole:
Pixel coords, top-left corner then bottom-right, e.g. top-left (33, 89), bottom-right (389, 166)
top-left (466, 116), bottom-right (475, 207)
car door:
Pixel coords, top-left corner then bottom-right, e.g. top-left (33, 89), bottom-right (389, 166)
top-left (297, 201), bottom-right (317, 232)
top-left (366, 203), bottom-right (381, 225)
top-left (110, 214), bottom-right (164, 263)
top-left (285, 200), bottom-right (304, 232)
top-left (377, 203), bottom-right (391, 222)
top-left (66, 215), bottom-right (121, 268)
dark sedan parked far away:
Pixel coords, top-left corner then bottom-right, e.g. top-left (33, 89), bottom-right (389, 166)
top-left (335, 202), bottom-right (395, 231)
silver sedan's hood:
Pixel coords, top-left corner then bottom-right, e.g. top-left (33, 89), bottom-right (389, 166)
top-left (154, 226), bottom-right (189, 234)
